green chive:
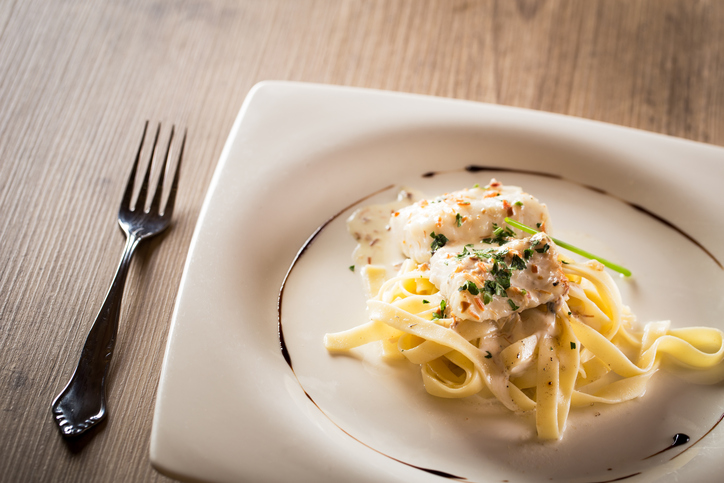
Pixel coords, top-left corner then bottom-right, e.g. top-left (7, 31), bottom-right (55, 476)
top-left (504, 218), bottom-right (632, 277)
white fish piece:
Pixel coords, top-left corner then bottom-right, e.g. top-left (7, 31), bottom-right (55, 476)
top-left (428, 233), bottom-right (569, 323)
top-left (390, 180), bottom-right (552, 264)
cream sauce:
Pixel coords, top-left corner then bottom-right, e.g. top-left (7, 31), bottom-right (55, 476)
top-left (347, 188), bottom-right (423, 278)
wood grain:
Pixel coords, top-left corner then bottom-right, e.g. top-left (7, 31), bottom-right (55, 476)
top-left (0, 0), bottom-right (722, 481)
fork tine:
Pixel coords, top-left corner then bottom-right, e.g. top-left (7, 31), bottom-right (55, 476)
top-left (162, 128), bottom-right (186, 217)
top-left (121, 121), bottom-right (149, 209)
top-left (136, 123), bottom-right (161, 212)
top-left (149, 125), bottom-right (175, 214)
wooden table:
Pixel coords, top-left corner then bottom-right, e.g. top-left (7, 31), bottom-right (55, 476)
top-left (1, 1), bottom-right (722, 481)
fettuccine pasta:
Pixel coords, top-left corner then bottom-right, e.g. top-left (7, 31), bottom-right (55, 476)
top-left (324, 180), bottom-right (724, 439)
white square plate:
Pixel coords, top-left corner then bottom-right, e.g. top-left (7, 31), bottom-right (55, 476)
top-left (150, 81), bottom-right (724, 483)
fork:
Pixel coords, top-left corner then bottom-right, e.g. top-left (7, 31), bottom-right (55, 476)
top-left (51, 122), bottom-right (186, 437)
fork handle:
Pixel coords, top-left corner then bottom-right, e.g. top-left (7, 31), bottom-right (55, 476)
top-left (51, 233), bottom-right (141, 437)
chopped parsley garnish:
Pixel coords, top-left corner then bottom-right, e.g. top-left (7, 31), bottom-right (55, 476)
top-left (490, 262), bottom-right (511, 289)
top-left (493, 224), bottom-right (515, 238)
top-left (507, 299), bottom-right (519, 310)
top-left (482, 292), bottom-right (493, 304)
top-left (570, 342), bottom-right (577, 350)
top-left (485, 351), bottom-right (493, 359)
top-left (510, 254), bottom-right (526, 270)
top-left (514, 201), bottom-right (523, 207)
top-left (536, 222), bottom-right (542, 228)
top-left (456, 247), bottom-right (468, 259)
top-left (484, 279), bottom-right (508, 298)
top-left (523, 248), bottom-right (533, 260)
top-left (456, 243), bottom-right (475, 259)
top-left (459, 280), bottom-right (480, 295)
top-left (348, 265), bottom-right (355, 272)
top-left (473, 183), bottom-right (480, 188)
top-left (422, 299), bottom-right (430, 304)
top-left (482, 223), bottom-right (515, 246)
top-left (430, 231), bottom-right (448, 254)
top-left (535, 243), bottom-right (550, 254)
top-left (456, 244), bottom-right (508, 262)
top-left (456, 213), bottom-right (463, 227)
top-left (432, 300), bottom-right (447, 320)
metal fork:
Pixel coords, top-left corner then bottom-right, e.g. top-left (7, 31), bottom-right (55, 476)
top-left (51, 122), bottom-right (186, 437)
